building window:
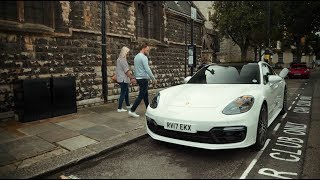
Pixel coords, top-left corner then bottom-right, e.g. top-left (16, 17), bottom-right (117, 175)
top-left (0, 1), bottom-right (17, 21)
top-left (137, 2), bottom-right (147, 38)
top-left (0, 1), bottom-right (54, 28)
top-left (136, 1), bottom-right (161, 40)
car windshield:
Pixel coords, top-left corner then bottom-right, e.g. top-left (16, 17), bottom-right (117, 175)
top-left (291, 64), bottom-right (307, 69)
top-left (188, 63), bottom-right (261, 84)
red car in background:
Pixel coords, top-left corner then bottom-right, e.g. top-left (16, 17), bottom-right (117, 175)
top-left (288, 63), bottom-right (310, 79)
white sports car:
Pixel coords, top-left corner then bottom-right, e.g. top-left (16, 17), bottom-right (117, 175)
top-left (146, 61), bottom-right (289, 150)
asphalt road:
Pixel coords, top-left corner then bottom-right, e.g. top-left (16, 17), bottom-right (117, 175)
top-left (44, 72), bottom-right (319, 179)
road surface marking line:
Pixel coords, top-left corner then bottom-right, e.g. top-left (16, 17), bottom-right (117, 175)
top-left (282, 112), bottom-right (287, 119)
top-left (292, 101), bottom-right (296, 105)
top-left (298, 94), bottom-right (300, 96)
top-left (288, 106), bottom-right (292, 111)
top-left (295, 97), bottom-right (298, 100)
top-left (240, 139), bottom-right (271, 179)
top-left (273, 123), bottom-right (281, 132)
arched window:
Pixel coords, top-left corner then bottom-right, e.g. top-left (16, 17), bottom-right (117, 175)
top-left (136, 1), bottom-right (161, 40)
top-left (137, 2), bottom-right (146, 38)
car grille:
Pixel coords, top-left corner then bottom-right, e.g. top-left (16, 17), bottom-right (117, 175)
top-left (147, 117), bottom-right (247, 144)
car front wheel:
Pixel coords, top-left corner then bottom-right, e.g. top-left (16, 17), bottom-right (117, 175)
top-left (252, 104), bottom-right (268, 151)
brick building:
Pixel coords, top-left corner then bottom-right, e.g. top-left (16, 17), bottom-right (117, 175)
top-left (0, 1), bottom-right (204, 120)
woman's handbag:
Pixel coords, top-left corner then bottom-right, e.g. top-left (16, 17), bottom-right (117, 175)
top-left (111, 74), bottom-right (118, 83)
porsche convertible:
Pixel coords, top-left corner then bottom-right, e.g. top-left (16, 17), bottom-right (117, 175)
top-left (145, 61), bottom-right (289, 150)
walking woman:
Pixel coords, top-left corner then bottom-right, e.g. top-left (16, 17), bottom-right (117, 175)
top-left (116, 46), bottom-right (136, 112)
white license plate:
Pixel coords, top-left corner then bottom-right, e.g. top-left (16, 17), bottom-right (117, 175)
top-left (164, 121), bottom-right (196, 133)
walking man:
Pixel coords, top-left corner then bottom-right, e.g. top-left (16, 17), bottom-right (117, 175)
top-left (128, 43), bottom-right (157, 118)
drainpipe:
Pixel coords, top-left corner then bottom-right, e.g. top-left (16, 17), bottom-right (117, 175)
top-left (185, 17), bottom-right (187, 78)
top-left (101, 1), bottom-right (107, 102)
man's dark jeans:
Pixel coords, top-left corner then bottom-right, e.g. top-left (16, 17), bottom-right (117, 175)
top-left (118, 82), bottom-right (130, 109)
top-left (131, 79), bottom-right (149, 112)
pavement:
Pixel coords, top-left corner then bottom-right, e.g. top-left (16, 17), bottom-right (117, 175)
top-left (0, 89), bottom-right (161, 179)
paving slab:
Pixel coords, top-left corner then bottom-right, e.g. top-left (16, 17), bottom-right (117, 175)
top-left (56, 119), bottom-right (96, 131)
top-left (86, 105), bottom-right (115, 114)
top-left (36, 128), bottom-right (80, 143)
top-left (0, 131), bottom-right (19, 144)
top-left (0, 148), bottom-right (16, 166)
top-left (79, 125), bottom-right (123, 142)
top-left (56, 135), bottom-right (98, 151)
top-left (17, 123), bottom-right (62, 136)
top-left (103, 119), bottom-right (144, 133)
top-left (77, 112), bottom-right (108, 122)
top-left (0, 136), bottom-right (56, 160)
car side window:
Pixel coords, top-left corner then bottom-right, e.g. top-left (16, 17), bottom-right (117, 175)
top-left (262, 65), bottom-right (270, 76)
top-left (266, 64), bottom-right (276, 75)
top-left (262, 64), bottom-right (273, 84)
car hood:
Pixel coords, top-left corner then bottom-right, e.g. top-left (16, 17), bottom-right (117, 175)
top-left (160, 84), bottom-right (259, 108)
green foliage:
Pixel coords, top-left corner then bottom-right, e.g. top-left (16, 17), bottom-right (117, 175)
top-left (210, 1), bottom-right (320, 61)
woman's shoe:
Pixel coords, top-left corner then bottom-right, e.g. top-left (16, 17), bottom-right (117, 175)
top-left (117, 108), bottom-right (127, 112)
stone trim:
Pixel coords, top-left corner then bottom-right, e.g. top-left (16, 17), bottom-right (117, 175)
top-left (0, 20), bottom-right (54, 34)
top-left (168, 41), bottom-right (202, 48)
top-left (54, 28), bottom-right (101, 37)
top-left (106, 32), bottom-right (135, 40)
top-left (69, 28), bottom-right (101, 35)
top-left (114, 1), bottom-right (133, 6)
top-left (166, 8), bottom-right (204, 24)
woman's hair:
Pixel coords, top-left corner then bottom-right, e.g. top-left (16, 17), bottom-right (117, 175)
top-left (118, 46), bottom-right (130, 59)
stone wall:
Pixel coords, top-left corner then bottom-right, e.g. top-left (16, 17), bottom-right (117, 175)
top-left (0, 1), bottom-right (103, 113)
top-left (217, 38), bottom-right (255, 62)
top-left (0, 1), bottom-right (204, 115)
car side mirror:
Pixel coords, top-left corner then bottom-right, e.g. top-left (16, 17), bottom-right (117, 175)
top-left (268, 75), bottom-right (282, 83)
top-left (184, 76), bottom-right (192, 83)
top-left (279, 68), bottom-right (289, 78)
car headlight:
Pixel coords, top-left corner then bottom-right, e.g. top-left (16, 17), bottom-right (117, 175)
top-left (150, 92), bottom-right (160, 109)
top-left (222, 95), bottom-right (254, 115)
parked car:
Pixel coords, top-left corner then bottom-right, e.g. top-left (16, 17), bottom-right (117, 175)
top-left (315, 60), bottom-right (320, 67)
top-left (146, 62), bottom-right (289, 151)
top-left (288, 63), bottom-right (310, 79)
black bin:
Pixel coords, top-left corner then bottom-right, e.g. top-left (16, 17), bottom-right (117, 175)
top-left (13, 76), bottom-right (77, 122)
top-left (14, 78), bottom-right (52, 122)
top-left (51, 76), bottom-right (77, 117)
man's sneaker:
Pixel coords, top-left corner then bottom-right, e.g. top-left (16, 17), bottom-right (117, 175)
top-left (128, 110), bottom-right (140, 118)
top-left (126, 105), bottom-right (132, 109)
top-left (117, 108), bottom-right (127, 112)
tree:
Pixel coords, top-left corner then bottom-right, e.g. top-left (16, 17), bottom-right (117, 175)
top-left (279, 1), bottom-right (320, 61)
top-left (210, 1), bottom-right (280, 62)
